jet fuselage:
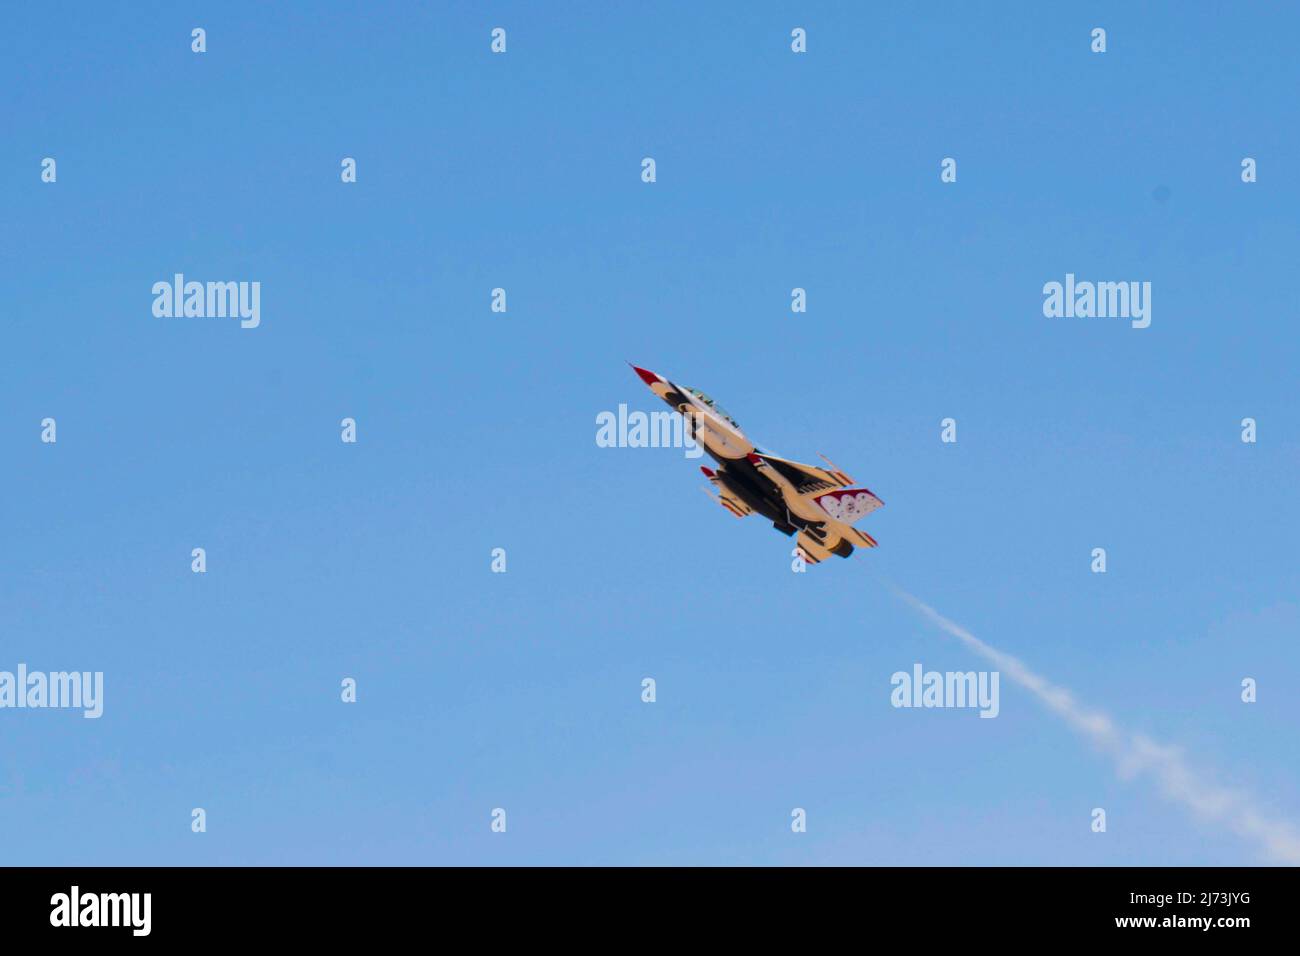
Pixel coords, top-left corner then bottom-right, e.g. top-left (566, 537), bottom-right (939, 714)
top-left (630, 365), bottom-right (883, 563)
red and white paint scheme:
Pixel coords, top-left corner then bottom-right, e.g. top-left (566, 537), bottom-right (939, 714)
top-left (630, 365), bottom-right (883, 564)
top-left (630, 365), bottom-right (755, 460)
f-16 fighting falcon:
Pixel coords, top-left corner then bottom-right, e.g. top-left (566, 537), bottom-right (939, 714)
top-left (630, 365), bottom-right (883, 564)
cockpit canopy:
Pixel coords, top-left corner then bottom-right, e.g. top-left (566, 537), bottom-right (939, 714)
top-left (683, 386), bottom-right (740, 430)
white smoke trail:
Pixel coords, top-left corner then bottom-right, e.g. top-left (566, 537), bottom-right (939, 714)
top-left (893, 586), bottom-right (1300, 864)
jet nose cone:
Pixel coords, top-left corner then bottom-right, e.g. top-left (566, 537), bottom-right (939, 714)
top-left (629, 364), bottom-right (661, 387)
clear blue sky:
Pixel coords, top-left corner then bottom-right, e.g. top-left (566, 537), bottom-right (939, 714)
top-left (2, 2), bottom-right (1296, 865)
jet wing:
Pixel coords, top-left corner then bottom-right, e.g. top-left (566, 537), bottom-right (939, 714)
top-left (751, 452), bottom-right (850, 496)
top-left (813, 487), bottom-right (884, 527)
top-left (755, 451), bottom-right (884, 531)
top-left (699, 468), bottom-right (753, 518)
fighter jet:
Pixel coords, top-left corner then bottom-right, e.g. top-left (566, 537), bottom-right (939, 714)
top-left (630, 365), bottom-right (883, 564)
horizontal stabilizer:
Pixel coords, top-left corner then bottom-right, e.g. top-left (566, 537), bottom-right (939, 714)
top-left (795, 531), bottom-right (832, 564)
top-left (852, 526), bottom-right (878, 548)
